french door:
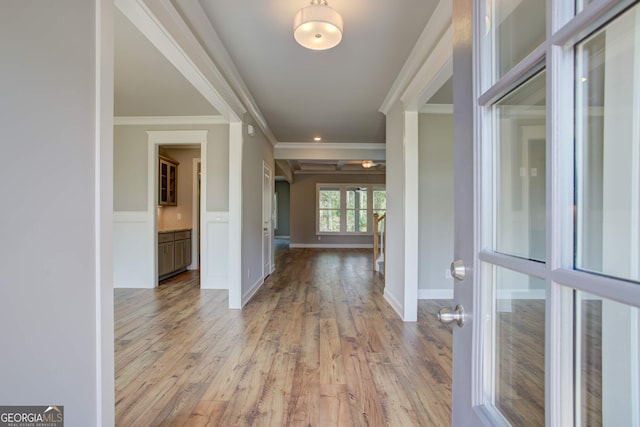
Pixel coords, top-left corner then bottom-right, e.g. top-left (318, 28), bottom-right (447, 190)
top-left (448, 0), bottom-right (640, 425)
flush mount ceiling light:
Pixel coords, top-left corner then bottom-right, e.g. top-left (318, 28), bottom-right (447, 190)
top-left (293, 0), bottom-right (343, 51)
top-left (361, 160), bottom-right (374, 169)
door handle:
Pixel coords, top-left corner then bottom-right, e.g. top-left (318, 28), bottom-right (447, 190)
top-left (450, 260), bottom-right (466, 281)
top-left (437, 304), bottom-right (465, 327)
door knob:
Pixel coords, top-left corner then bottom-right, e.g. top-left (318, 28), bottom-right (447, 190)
top-left (450, 259), bottom-right (466, 281)
top-left (437, 304), bottom-right (465, 327)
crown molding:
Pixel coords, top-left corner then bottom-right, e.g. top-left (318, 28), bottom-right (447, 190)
top-left (114, 115), bottom-right (227, 125)
top-left (115, 0), bottom-right (246, 123)
top-left (274, 142), bottom-right (386, 162)
top-left (275, 142), bottom-right (386, 150)
top-left (379, 0), bottom-right (452, 114)
top-left (172, 0), bottom-right (278, 146)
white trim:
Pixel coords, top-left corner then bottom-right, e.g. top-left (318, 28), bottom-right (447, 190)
top-left (289, 243), bottom-right (373, 249)
top-left (275, 142), bottom-right (386, 150)
top-left (114, 115), bottom-right (226, 125)
top-left (275, 235), bottom-right (291, 239)
top-left (242, 276), bottom-right (264, 307)
top-left (201, 211), bottom-right (229, 290)
top-left (274, 142), bottom-right (386, 162)
top-left (190, 158), bottom-right (200, 270)
top-left (402, 27), bottom-right (453, 110)
top-left (115, 0), bottom-right (244, 122)
top-left (228, 122), bottom-right (243, 309)
top-left (96, 0), bottom-right (114, 423)
top-left (403, 111), bottom-right (419, 322)
top-left (418, 289), bottom-right (454, 299)
top-left (380, 0), bottom-right (453, 114)
top-left (172, 0), bottom-right (277, 145)
top-left (384, 290), bottom-right (404, 320)
top-left (147, 130), bottom-right (208, 289)
top-left (262, 161), bottom-right (273, 281)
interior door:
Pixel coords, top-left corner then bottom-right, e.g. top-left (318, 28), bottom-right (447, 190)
top-left (262, 162), bottom-right (273, 279)
top-left (444, 1), bottom-right (640, 426)
top-left (435, 1), bottom-right (483, 425)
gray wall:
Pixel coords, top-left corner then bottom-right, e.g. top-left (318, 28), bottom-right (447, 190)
top-left (275, 181), bottom-right (291, 237)
top-left (290, 173), bottom-right (385, 246)
top-left (0, 2), bottom-right (109, 425)
top-left (241, 116), bottom-right (274, 299)
top-left (418, 113), bottom-right (454, 294)
top-left (113, 123), bottom-right (229, 211)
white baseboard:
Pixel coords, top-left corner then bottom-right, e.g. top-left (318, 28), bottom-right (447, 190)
top-left (242, 277), bottom-right (264, 307)
top-left (383, 290), bottom-right (404, 320)
top-left (114, 281), bottom-right (154, 289)
top-left (289, 243), bottom-right (373, 249)
top-left (418, 289), bottom-right (453, 299)
top-left (275, 235), bottom-right (290, 239)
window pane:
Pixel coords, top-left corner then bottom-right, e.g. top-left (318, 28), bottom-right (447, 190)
top-left (492, 266), bottom-right (545, 426)
top-left (575, 290), bottom-right (639, 426)
top-left (373, 190), bottom-right (386, 210)
top-left (346, 210), bottom-right (355, 232)
top-left (358, 210), bottom-right (367, 231)
top-left (346, 189), bottom-right (355, 209)
top-left (575, 4), bottom-right (640, 283)
top-left (487, 0), bottom-right (546, 80)
top-left (319, 210), bottom-right (340, 232)
top-left (319, 188), bottom-right (340, 209)
top-left (494, 70), bottom-right (546, 261)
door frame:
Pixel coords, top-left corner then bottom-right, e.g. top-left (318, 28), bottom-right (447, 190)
top-left (262, 161), bottom-right (273, 279)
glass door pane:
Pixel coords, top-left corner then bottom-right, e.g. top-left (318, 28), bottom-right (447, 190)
top-left (489, 265), bottom-right (546, 426)
top-left (575, 3), bottom-right (640, 283)
top-left (485, 0), bottom-right (546, 81)
top-left (575, 290), bottom-right (640, 426)
top-left (494, 70), bottom-right (547, 262)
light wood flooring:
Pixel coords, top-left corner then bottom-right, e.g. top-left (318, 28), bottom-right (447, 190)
top-left (115, 246), bottom-right (453, 426)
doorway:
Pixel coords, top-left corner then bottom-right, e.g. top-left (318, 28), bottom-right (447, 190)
top-left (156, 145), bottom-right (201, 282)
top-left (263, 162), bottom-right (273, 279)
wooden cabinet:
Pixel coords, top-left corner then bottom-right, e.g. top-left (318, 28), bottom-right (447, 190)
top-left (158, 156), bottom-right (178, 206)
top-left (158, 229), bottom-right (191, 279)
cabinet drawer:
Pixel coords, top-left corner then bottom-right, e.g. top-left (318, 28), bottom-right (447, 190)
top-left (158, 232), bottom-right (174, 243)
top-left (174, 230), bottom-right (191, 240)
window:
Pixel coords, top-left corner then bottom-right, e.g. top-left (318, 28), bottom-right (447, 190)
top-left (318, 186), bottom-right (341, 233)
top-left (316, 184), bottom-right (385, 234)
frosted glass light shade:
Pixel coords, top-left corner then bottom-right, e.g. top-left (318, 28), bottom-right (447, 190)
top-left (293, 4), bottom-right (343, 50)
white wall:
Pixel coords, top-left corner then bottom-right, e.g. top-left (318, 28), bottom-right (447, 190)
top-left (384, 100), bottom-right (407, 318)
top-left (241, 116), bottom-right (275, 305)
top-left (418, 112), bottom-right (454, 298)
top-left (0, 1), bottom-right (113, 425)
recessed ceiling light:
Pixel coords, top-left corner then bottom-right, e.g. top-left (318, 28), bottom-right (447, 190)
top-left (314, 137), bottom-right (322, 141)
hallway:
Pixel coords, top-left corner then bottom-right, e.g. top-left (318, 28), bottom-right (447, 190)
top-left (115, 247), bottom-right (453, 426)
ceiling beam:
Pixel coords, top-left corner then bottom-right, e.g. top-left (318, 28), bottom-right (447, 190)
top-left (274, 142), bottom-right (386, 161)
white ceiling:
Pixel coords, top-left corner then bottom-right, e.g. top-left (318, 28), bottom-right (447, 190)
top-left (196, 0), bottom-right (440, 143)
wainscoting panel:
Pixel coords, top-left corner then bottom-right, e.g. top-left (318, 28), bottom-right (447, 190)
top-left (201, 211), bottom-right (229, 289)
top-left (113, 211), bottom-right (154, 288)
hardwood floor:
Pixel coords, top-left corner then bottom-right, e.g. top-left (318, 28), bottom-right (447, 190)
top-left (115, 246), bottom-right (453, 426)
